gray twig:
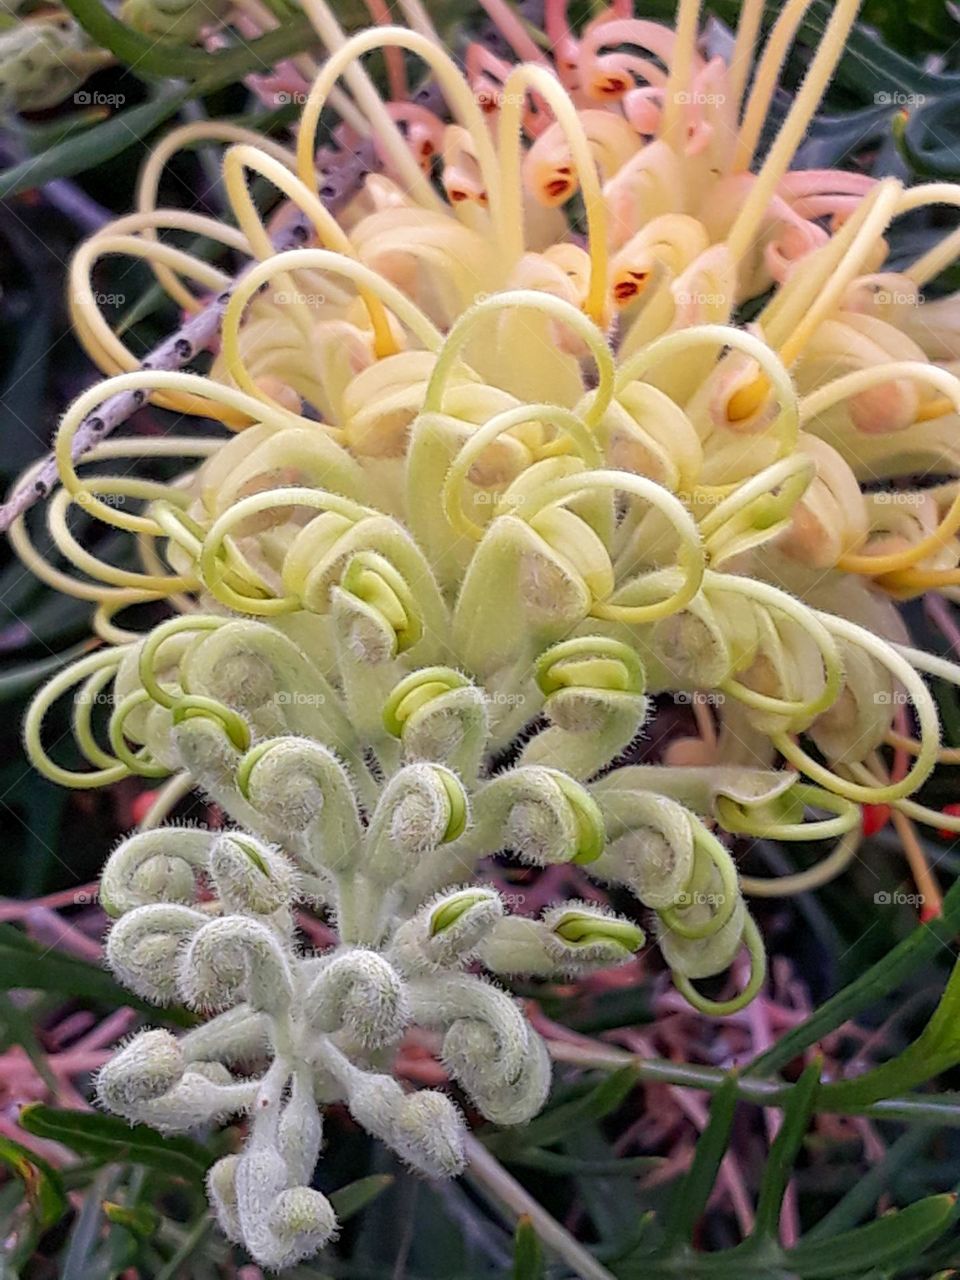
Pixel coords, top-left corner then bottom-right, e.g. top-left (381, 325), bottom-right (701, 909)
top-left (0, 139), bottom-right (376, 534)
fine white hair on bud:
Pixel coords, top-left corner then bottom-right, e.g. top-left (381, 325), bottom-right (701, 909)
top-left (237, 737), bottom-right (364, 877)
top-left (172, 714), bottom-right (243, 787)
top-left (179, 1006), bottom-right (271, 1068)
top-left (122, 1063), bottom-right (259, 1133)
top-left (592, 789), bottom-right (697, 910)
top-left (277, 1073), bottom-right (324, 1187)
top-left (391, 1090), bottom-right (467, 1177)
top-left (179, 916), bottom-right (295, 1013)
top-left (209, 832), bottom-right (298, 916)
top-left (97, 1029), bottom-right (184, 1111)
top-left (478, 904), bottom-right (644, 977)
top-left (473, 767), bottom-right (604, 867)
top-left (340, 1067), bottom-right (466, 1177)
top-left (365, 764), bottom-right (468, 884)
top-left (304, 950), bottom-right (409, 1048)
top-left (387, 675), bottom-right (490, 780)
top-left (207, 1155), bottom-right (243, 1243)
top-left (390, 886), bottom-right (504, 974)
top-left (105, 904), bottom-right (207, 1004)
top-left (406, 973), bottom-right (548, 1123)
top-left (100, 828), bottom-right (211, 917)
top-left (235, 1147), bottom-right (339, 1270)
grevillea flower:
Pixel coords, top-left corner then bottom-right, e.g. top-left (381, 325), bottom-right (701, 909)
top-left (12, 0), bottom-right (960, 1267)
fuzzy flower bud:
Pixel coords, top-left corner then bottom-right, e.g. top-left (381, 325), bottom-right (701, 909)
top-left (365, 764), bottom-right (468, 884)
top-left (179, 916), bottom-right (295, 1013)
top-left (390, 887), bottom-right (504, 973)
top-left (304, 949), bottom-right (408, 1048)
top-left (97, 1029), bottom-right (184, 1111)
top-left (343, 1069), bottom-right (466, 1177)
top-left (209, 833), bottom-right (297, 916)
top-left (106, 904), bottom-right (207, 1004)
top-left (235, 1147), bottom-right (338, 1270)
top-left (473, 767), bottom-right (605, 866)
top-left (100, 828), bottom-right (210, 917)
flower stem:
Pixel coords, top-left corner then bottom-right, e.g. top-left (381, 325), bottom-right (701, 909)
top-left (464, 1134), bottom-right (618, 1280)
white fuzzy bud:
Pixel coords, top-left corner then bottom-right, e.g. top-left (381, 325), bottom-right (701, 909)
top-left (208, 1155), bottom-right (243, 1243)
top-left (97, 1029), bottom-right (184, 1111)
top-left (128, 1063), bottom-right (258, 1133)
top-left (100, 828), bottom-right (210, 917)
top-left (391, 1090), bottom-right (467, 1177)
top-left (477, 905), bottom-right (643, 977)
top-left (304, 949), bottom-right (408, 1048)
top-left (236, 1147), bottom-right (338, 1270)
top-left (342, 1069), bottom-right (466, 1177)
top-left (179, 916), bottom-right (294, 1013)
top-left (238, 738), bottom-right (364, 877)
top-left (365, 765), bottom-right (467, 884)
top-left (592, 790), bottom-right (696, 910)
top-left (390, 887), bottom-right (504, 974)
top-left (106, 904), bottom-right (207, 1004)
top-left (473, 767), bottom-right (604, 866)
top-left (209, 833), bottom-right (297, 916)
top-left (277, 1074), bottom-right (324, 1187)
top-left (173, 715), bottom-right (243, 786)
top-left (408, 974), bottom-right (548, 1123)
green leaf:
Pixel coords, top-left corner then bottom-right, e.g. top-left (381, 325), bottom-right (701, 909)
top-left (329, 1174), bottom-right (394, 1221)
top-left (19, 1105), bottom-right (212, 1182)
top-left (753, 1060), bottom-right (821, 1239)
top-left (0, 923), bottom-right (195, 1026)
top-left (0, 92), bottom-right (189, 201)
top-left (822, 952), bottom-right (960, 1108)
top-left (62, 0), bottom-right (316, 82)
top-left (503, 1149), bottom-right (662, 1176)
top-left (661, 1074), bottom-right (739, 1247)
top-left (0, 1135), bottom-right (68, 1230)
top-left (512, 1215), bottom-right (543, 1280)
top-left (487, 1067), bottom-right (638, 1153)
top-left (784, 1194), bottom-right (957, 1277)
top-left (102, 1199), bottom-right (161, 1238)
top-left (61, 0), bottom-right (221, 76)
top-left (748, 873), bottom-right (960, 1079)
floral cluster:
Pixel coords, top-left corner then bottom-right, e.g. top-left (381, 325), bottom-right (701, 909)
top-left (12, 0), bottom-right (960, 1268)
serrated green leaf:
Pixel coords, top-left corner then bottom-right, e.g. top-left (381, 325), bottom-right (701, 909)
top-left (784, 1195), bottom-right (956, 1277)
top-left (0, 1135), bottom-right (68, 1230)
top-left (512, 1215), bottom-right (543, 1280)
top-left (19, 1105), bottom-right (212, 1182)
top-left (329, 1174), bottom-right (394, 1221)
